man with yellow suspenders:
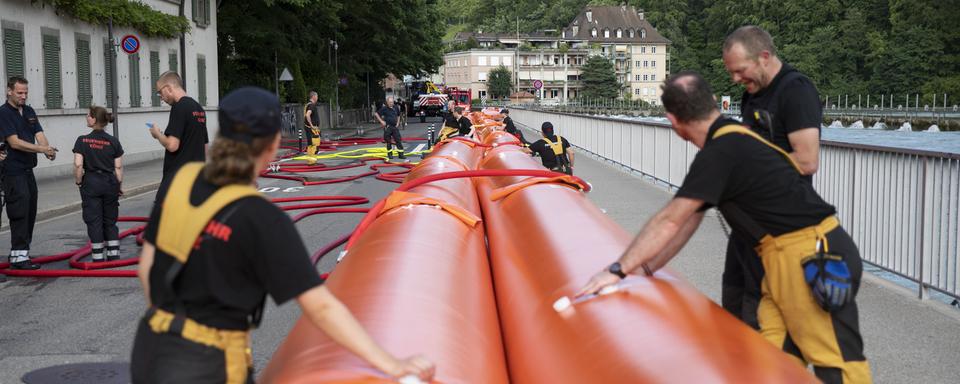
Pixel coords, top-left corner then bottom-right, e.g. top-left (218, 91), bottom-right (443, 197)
top-left (303, 91), bottom-right (321, 155)
top-left (131, 87), bottom-right (435, 383)
top-left (526, 122), bottom-right (574, 174)
top-left (577, 72), bottom-right (870, 384)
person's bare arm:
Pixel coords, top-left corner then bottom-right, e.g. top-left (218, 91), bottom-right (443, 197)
top-left (643, 210), bottom-right (705, 271)
top-left (137, 242), bottom-right (156, 307)
top-left (114, 157), bottom-right (124, 191)
top-left (787, 128), bottom-right (819, 175)
top-left (73, 153), bottom-right (84, 185)
top-left (7, 134), bottom-right (55, 156)
top-left (149, 126), bottom-right (181, 152)
top-left (297, 286), bottom-right (435, 380)
top-left (577, 197), bottom-right (704, 297)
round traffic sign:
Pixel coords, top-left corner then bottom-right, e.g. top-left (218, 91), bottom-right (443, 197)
top-left (533, 79), bottom-right (543, 90)
top-left (120, 35), bottom-right (140, 54)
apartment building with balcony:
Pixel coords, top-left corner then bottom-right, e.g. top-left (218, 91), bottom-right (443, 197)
top-left (442, 5), bottom-right (670, 104)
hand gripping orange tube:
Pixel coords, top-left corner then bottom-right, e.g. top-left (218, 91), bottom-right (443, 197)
top-left (473, 130), bottom-right (817, 383)
top-left (259, 140), bottom-right (509, 384)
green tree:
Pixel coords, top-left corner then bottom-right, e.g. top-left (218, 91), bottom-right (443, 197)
top-left (581, 55), bottom-right (619, 99)
top-left (488, 65), bottom-right (513, 99)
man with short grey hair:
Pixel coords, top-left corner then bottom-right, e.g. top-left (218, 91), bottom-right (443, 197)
top-left (720, 25), bottom-right (823, 330)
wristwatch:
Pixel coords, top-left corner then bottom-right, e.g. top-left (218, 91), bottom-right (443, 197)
top-left (607, 262), bottom-right (627, 279)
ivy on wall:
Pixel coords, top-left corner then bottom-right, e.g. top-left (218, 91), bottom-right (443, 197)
top-left (31, 0), bottom-right (190, 38)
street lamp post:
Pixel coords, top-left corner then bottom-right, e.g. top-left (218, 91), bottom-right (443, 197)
top-left (332, 40), bottom-right (339, 128)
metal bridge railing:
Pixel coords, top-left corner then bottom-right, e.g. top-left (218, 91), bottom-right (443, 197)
top-left (510, 107), bottom-right (960, 301)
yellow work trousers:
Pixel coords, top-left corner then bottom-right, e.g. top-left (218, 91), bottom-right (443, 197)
top-left (756, 216), bottom-right (872, 384)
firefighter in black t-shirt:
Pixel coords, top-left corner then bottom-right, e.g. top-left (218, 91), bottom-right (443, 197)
top-left (131, 87), bottom-right (434, 383)
top-left (577, 72), bottom-right (869, 384)
top-left (304, 91), bottom-right (321, 155)
top-left (148, 71), bottom-right (209, 191)
top-left (500, 109), bottom-right (530, 146)
top-left (439, 99), bottom-right (459, 141)
top-left (73, 106), bottom-right (124, 262)
top-left (526, 122), bottom-right (574, 175)
top-left (720, 26), bottom-right (823, 329)
top-left (375, 96), bottom-right (406, 160)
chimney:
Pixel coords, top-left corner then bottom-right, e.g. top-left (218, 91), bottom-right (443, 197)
top-left (586, 9), bottom-right (592, 23)
top-left (638, 9), bottom-right (645, 20)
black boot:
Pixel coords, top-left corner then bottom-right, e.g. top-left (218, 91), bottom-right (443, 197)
top-left (10, 259), bottom-right (41, 270)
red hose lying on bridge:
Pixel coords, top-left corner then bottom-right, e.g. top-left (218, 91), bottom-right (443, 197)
top-left (473, 129), bottom-right (817, 382)
top-left (259, 139), bottom-right (510, 383)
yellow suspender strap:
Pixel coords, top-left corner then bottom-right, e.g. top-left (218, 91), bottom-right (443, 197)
top-left (155, 162), bottom-right (263, 263)
top-left (543, 135), bottom-right (564, 156)
top-left (712, 125), bottom-right (804, 174)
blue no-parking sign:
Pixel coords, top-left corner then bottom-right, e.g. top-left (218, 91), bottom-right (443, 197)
top-left (120, 35), bottom-right (140, 54)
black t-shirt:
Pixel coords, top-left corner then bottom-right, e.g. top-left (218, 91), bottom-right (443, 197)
top-left (305, 102), bottom-right (320, 127)
top-left (528, 134), bottom-right (571, 169)
top-left (740, 63), bottom-right (821, 153)
top-left (162, 97), bottom-right (209, 180)
top-left (377, 104), bottom-right (400, 127)
top-left (503, 116), bottom-right (529, 144)
top-left (144, 170), bottom-right (322, 330)
top-left (675, 117), bottom-right (835, 237)
top-left (443, 111), bottom-right (458, 128)
top-left (0, 102), bottom-right (43, 175)
top-left (457, 116), bottom-right (472, 135)
top-left (72, 130), bottom-right (123, 174)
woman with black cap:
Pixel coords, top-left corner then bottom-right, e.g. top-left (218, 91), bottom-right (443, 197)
top-left (131, 87), bottom-right (434, 383)
top-left (73, 105), bottom-right (124, 262)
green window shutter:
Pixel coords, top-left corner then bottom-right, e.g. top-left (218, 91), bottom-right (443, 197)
top-left (2, 28), bottom-right (25, 79)
top-left (198, 56), bottom-right (206, 106)
top-left (76, 37), bottom-right (92, 108)
top-left (192, 0), bottom-right (198, 23)
top-left (104, 41), bottom-right (114, 108)
top-left (150, 51), bottom-right (160, 106)
top-left (204, 0), bottom-right (211, 26)
top-left (169, 52), bottom-right (177, 73)
top-left (42, 33), bottom-right (62, 108)
top-left (129, 52), bottom-right (141, 107)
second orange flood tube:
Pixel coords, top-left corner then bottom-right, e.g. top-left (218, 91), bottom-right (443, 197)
top-left (474, 129), bottom-right (817, 383)
top-left (258, 139), bottom-right (509, 383)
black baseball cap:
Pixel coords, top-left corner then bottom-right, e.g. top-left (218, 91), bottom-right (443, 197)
top-left (218, 86), bottom-right (281, 143)
top-left (500, 108), bottom-right (509, 114)
top-left (541, 121), bottom-right (553, 132)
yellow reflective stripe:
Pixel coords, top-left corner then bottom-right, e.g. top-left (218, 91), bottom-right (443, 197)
top-left (155, 163), bottom-right (262, 263)
top-left (712, 125), bottom-right (803, 174)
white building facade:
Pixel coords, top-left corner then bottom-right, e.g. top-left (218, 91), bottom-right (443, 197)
top-left (0, 0), bottom-right (218, 179)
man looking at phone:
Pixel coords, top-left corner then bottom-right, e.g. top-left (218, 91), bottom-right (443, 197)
top-left (147, 71), bottom-right (208, 190)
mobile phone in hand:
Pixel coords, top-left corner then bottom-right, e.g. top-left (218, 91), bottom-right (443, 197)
top-left (146, 123), bottom-right (155, 130)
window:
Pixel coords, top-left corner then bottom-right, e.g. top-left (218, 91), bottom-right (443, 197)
top-left (76, 34), bottom-right (92, 108)
top-left (642, 87), bottom-right (648, 96)
top-left (502, 56), bottom-right (511, 66)
top-left (629, 29), bottom-right (635, 38)
top-left (635, 60), bottom-right (640, 68)
top-left (644, 60), bottom-right (648, 67)
top-left (635, 75), bottom-right (640, 81)
top-left (478, 72), bottom-right (487, 81)
top-left (150, 51), bottom-right (160, 106)
top-left (634, 88), bottom-right (640, 95)
top-left (651, 60), bottom-right (656, 67)
top-left (192, 0), bottom-right (211, 27)
top-left (169, 51), bottom-right (178, 73)
top-left (478, 56), bottom-right (487, 66)
top-left (591, 28), bottom-right (597, 37)
top-left (640, 29), bottom-right (647, 39)
top-left (41, 30), bottom-right (62, 109)
top-left (603, 29), bottom-right (610, 38)
top-left (652, 46), bottom-right (656, 53)
top-left (197, 55), bottom-right (207, 106)
top-left (616, 29), bottom-right (622, 38)
top-left (491, 56), bottom-right (499, 66)
top-left (641, 46), bottom-right (646, 54)
top-left (2, 25), bottom-right (25, 79)
top-left (104, 40), bottom-right (114, 108)
top-left (128, 52), bottom-right (141, 107)
top-left (651, 74), bottom-right (656, 81)
top-left (478, 90), bottom-right (487, 99)
top-left (643, 75), bottom-right (648, 81)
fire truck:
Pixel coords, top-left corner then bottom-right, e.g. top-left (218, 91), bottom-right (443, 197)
top-left (446, 87), bottom-right (472, 111)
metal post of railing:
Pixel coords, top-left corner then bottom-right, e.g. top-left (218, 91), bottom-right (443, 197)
top-left (918, 156), bottom-right (929, 300)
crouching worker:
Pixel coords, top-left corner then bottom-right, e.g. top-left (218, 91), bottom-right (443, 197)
top-left (527, 122), bottom-right (574, 174)
top-left (576, 72), bottom-right (870, 384)
top-left (131, 87), bottom-right (435, 383)
top-left (73, 106), bottom-right (123, 262)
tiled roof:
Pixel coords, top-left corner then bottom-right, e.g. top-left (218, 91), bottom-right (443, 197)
top-left (563, 5), bottom-right (671, 44)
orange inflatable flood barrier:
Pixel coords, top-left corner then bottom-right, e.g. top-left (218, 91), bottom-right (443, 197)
top-left (259, 139), bottom-right (509, 383)
top-left (474, 129), bottom-right (817, 383)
